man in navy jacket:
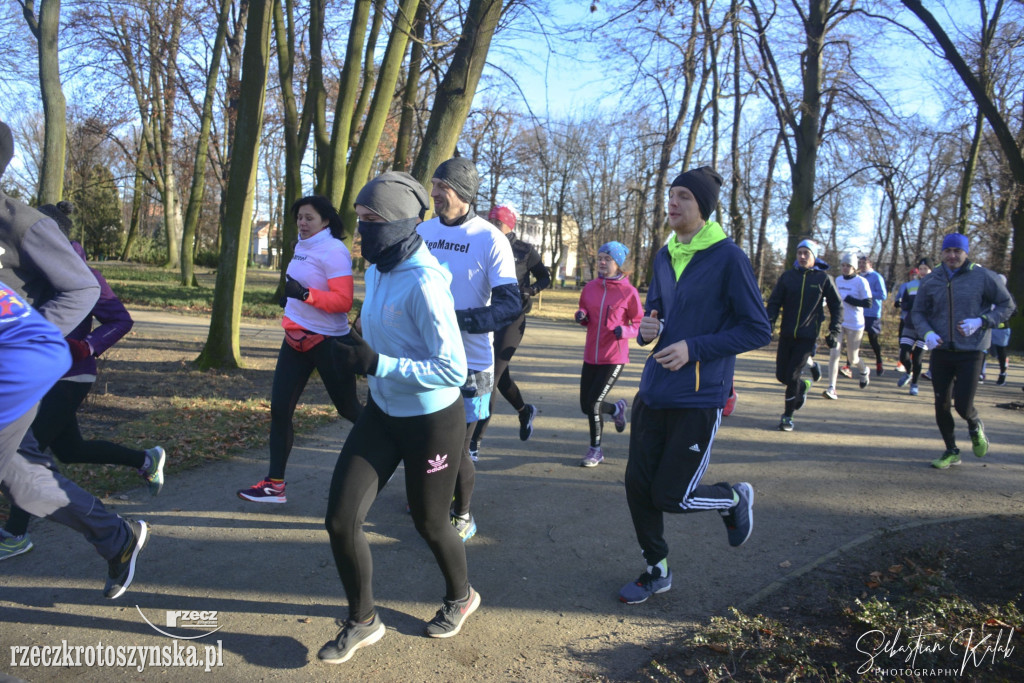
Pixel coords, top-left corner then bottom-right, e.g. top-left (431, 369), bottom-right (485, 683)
top-left (618, 166), bottom-right (770, 605)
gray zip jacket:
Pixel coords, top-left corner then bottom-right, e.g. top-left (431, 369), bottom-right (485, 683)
top-left (911, 261), bottom-right (1014, 352)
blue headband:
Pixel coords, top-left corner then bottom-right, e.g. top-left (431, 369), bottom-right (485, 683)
top-left (599, 241), bottom-right (629, 267)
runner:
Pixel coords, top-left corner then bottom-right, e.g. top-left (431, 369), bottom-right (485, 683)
top-left (320, 171), bottom-right (476, 664)
top-left (417, 158), bottom-right (520, 541)
top-left (1, 202), bottom-right (164, 561)
top-left (238, 196), bottom-right (361, 503)
top-left (894, 258), bottom-right (932, 396)
top-left (619, 166), bottom-right (770, 604)
top-left (911, 233), bottom-right (1014, 469)
top-left (574, 241), bottom-right (643, 466)
top-left (765, 238), bottom-right (842, 431)
top-left (468, 202), bottom-right (551, 461)
top-left (823, 252), bottom-right (872, 399)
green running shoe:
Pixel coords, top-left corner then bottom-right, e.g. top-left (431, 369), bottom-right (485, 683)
top-left (970, 421), bottom-right (989, 458)
top-left (931, 448), bottom-right (961, 469)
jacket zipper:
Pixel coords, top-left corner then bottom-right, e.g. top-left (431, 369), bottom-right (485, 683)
top-left (794, 270), bottom-right (807, 338)
top-left (595, 280), bottom-right (608, 361)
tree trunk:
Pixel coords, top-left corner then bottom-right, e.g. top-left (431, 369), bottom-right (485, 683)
top-left (410, 0), bottom-right (504, 186)
top-left (273, 0), bottom-right (302, 294)
top-left (339, 0), bottom-right (420, 240)
top-left (180, 0), bottom-right (232, 286)
top-left (120, 148), bottom-right (147, 261)
top-left (324, 0), bottom-right (372, 203)
top-left (26, 0), bottom-right (67, 204)
top-left (393, 2), bottom-right (427, 173)
top-left (197, 0), bottom-right (273, 370)
top-left (348, 0), bottom-right (386, 151)
top-left (728, 0), bottom-right (745, 245)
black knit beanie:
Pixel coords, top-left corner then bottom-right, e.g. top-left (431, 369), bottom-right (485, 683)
top-left (0, 121), bottom-right (13, 181)
top-left (916, 256), bottom-right (932, 268)
top-left (354, 171), bottom-right (430, 221)
top-left (432, 158), bottom-right (479, 203)
top-left (38, 201), bottom-right (76, 237)
top-left (670, 166), bottom-right (723, 221)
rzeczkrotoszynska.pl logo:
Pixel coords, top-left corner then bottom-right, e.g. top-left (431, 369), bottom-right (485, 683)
top-left (136, 607), bottom-right (222, 639)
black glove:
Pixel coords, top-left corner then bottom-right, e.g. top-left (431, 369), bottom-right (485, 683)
top-left (285, 275), bottom-right (310, 302)
top-left (278, 295), bottom-right (288, 308)
top-left (334, 330), bottom-right (379, 376)
top-left (614, 326), bottom-right (623, 339)
top-left (825, 332), bottom-right (838, 349)
top-left (574, 309), bottom-right (589, 324)
top-left (524, 285), bottom-right (538, 297)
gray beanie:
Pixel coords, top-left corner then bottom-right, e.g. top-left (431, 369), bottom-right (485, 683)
top-left (432, 158), bottom-right (479, 203)
top-left (354, 171), bottom-right (430, 221)
top-left (670, 166), bottom-right (723, 221)
top-left (0, 121), bottom-right (13, 181)
top-left (38, 201), bottom-right (76, 237)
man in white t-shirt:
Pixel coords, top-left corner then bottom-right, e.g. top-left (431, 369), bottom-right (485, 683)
top-left (417, 158), bottom-right (520, 541)
top-left (824, 252), bottom-right (872, 399)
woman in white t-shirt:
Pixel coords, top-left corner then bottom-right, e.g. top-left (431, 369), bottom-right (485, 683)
top-left (238, 196), bottom-right (362, 503)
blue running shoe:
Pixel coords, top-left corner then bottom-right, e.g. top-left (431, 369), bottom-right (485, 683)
top-left (618, 566), bottom-right (672, 604)
top-left (720, 482), bottom-right (754, 547)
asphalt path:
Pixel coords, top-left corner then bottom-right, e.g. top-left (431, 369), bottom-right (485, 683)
top-left (1, 314), bottom-right (1022, 681)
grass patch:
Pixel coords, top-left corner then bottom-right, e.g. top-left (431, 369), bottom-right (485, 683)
top-left (641, 542), bottom-right (1024, 682)
top-left (61, 397), bottom-right (337, 499)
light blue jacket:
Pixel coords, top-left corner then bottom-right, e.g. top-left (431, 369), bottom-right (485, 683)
top-left (361, 243), bottom-right (467, 417)
top-left (861, 269), bottom-right (887, 319)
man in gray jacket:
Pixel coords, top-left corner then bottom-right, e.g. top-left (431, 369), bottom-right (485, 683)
top-left (911, 232), bottom-right (1015, 469)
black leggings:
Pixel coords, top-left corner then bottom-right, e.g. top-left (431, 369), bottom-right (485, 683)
top-left (4, 380), bottom-right (146, 537)
top-left (268, 336), bottom-right (362, 480)
top-left (929, 349), bottom-right (984, 451)
top-left (864, 317), bottom-right (883, 363)
top-left (471, 313), bottom-right (527, 446)
top-left (579, 363), bottom-right (623, 447)
top-left (324, 397), bottom-right (468, 623)
top-left (775, 336), bottom-right (816, 416)
top-left (899, 343), bottom-right (924, 383)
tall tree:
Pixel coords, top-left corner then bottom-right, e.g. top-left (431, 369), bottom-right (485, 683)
top-left (19, 0), bottom-right (66, 203)
top-left (411, 0), bottom-right (504, 185)
top-left (197, 0), bottom-right (273, 369)
top-left (900, 0), bottom-right (1023, 345)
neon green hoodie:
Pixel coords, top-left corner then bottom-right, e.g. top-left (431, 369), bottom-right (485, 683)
top-left (666, 221), bottom-right (728, 281)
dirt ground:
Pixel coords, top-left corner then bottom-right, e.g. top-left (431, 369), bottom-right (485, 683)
top-left (2, 313), bottom-right (1023, 682)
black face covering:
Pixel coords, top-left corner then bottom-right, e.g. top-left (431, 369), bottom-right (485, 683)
top-left (357, 216), bottom-right (423, 273)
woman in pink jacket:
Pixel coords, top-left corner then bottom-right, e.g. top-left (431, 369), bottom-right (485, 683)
top-left (574, 241), bottom-right (643, 467)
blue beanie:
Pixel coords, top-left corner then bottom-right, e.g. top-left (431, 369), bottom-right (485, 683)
top-left (599, 241), bottom-right (629, 267)
top-left (942, 233), bottom-right (969, 254)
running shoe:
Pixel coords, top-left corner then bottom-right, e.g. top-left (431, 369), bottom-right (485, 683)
top-left (613, 399), bottom-right (628, 433)
top-left (876, 361), bottom-right (884, 376)
top-left (794, 379), bottom-right (811, 411)
top-left (720, 482), bottom-right (755, 547)
top-left (909, 384), bottom-right (919, 396)
top-left (723, 389), bottom-right (738, 417)
top-left (922, 369), bottom-right (932, 381)
top-left (970, 421), bottom-right (989, 458)
top-left (822, 387), bottom-right (838, 400)
top-left (859, 371), bottom-right (870, 389)
top-left (317, 614), bottom-right (386, 663)
top-left (237, 479), bottom-right (286, 503)
top-left (979, 374), bottom-right (986, 384)
top-left (425, 587), bottom-right (481, 638)
top-left (0, 530), bottom-right (33, 562)
top-left (140, 446), bottom-right (166, 496)
top-left (809, 361), bottom-right (821, 382)
top-left (618, 566), bottom-right (673, 604)
top-left (895, 361), bottom-right (906, 373)
top-left (931, 448), bottom-right (961, 469)
top-left (778, 415), bottom-right (794, 432)
top-left (104, 519), bottom-right (149, 599)
top-left (451, 513), bottom-right (476, 542)
top-left (581, 446), bottom-right (604, 467)
top-left (468, 447), bottom-right (479, 463)
top-left (996, 372), bottom-right (1007, 386)
top-left (839, 365), bottom-right (853, 379)
top-left (897, 373), bottom-right (911, 388)
top-left (519, 404), bottom-right (537, 441)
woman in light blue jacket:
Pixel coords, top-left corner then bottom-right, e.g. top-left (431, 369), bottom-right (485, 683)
top-left (318, 172), bottom-right (479, 665)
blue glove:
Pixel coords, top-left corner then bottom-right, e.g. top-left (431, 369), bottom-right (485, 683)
top-left (924, 331), bottom-right (942, 350)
